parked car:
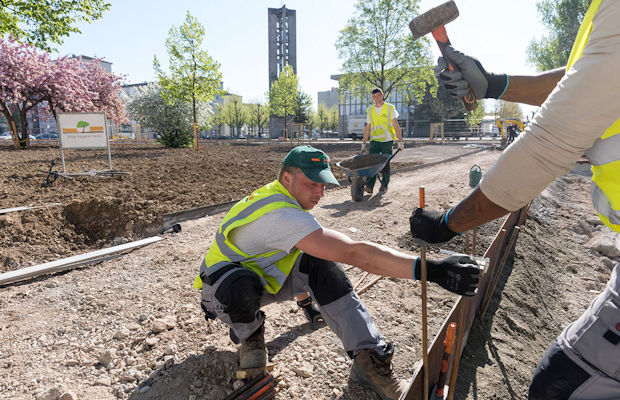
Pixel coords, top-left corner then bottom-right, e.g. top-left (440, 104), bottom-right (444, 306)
top-left (0, 132), bottom-right (12, 140)
top-left (34, 132), bottom-right (58, 140)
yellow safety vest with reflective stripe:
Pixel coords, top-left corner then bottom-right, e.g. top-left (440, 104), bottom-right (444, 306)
top-left (367, 103), bottom-right (397, 142)
top-left (193, 180), bottom-right (306, 294)
top-left (567, 0), bottom-right (620, 232)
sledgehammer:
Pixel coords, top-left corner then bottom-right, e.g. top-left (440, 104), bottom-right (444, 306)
top-left (409, 1), bottom-right (478, 111)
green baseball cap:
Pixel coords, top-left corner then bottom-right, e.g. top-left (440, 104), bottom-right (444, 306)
top-left (282, 145), bottom-right (340, 186)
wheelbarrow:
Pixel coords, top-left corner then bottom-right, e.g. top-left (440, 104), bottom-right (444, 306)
top-left (336, 149), bottom-right (400, 202)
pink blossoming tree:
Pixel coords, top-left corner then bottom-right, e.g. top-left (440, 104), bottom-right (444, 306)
top-left (0, 37), bottom-right (127, 148)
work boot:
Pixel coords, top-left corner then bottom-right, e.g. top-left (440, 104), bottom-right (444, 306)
top-left (238, 324), bottom-right (267, 370)
top-left (350, 344), bottom-right (408, 400)
top-left (297, 297), bottom-right (324, 329)
top-left (364, 185), bottom-right (373, 194)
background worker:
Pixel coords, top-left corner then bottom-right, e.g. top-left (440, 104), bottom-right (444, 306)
top-left (361, 87), bottom-right (404, 194)
top-left (410, 1), bottom-right (620, 398)
top-left (195, 145), bottom-right (480, 400)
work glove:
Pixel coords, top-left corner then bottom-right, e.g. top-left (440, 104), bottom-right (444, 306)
top-left (410, 207), bottom-right (459, 245)
top-left (396, 141), bottom-right (404, 151)
top-left (435, 45), bottom-right (508, 99)
top-left (360, 142), bottom-right (368, 154)
top-left (414, 255), bottom-right (480, 297)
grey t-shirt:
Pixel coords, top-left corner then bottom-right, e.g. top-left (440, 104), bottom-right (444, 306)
top-left (228, 207), bottom-right (321, 255)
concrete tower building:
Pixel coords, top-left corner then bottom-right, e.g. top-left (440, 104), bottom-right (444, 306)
top-left (268, 5), bottom-right (297, 138)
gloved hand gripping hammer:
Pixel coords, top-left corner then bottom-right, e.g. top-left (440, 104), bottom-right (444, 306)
top-left (409, 0), bottom-right (478, 111)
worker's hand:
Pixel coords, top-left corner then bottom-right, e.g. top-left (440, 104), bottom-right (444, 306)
top-left (420, 255), bottom-right (480, 297)
top-left (409, 208), bottom-right (459, 245)
top-left (397, 141), bottom-right (404, 151)
top-left (436, 46), bottom-right (508, 99)
top-left (360, 143), bottom-right (368, 154)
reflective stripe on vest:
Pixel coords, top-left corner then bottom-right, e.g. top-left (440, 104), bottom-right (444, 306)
top-left (193, 180), bottom-right (306, 293)
top-left (367, 103), bottom-right (397, 142)
top-left (567, 0), bottom-right (620, 232)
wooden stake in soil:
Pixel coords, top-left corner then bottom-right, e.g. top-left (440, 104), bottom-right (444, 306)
top-left (353, 272), bottom-right (370, 291)
top-left (419, 186), bottom-right (429, 400)
top-left (472, 227), bottom-right (477, 256)
top-left (447, 300), bottom-right (467, 400)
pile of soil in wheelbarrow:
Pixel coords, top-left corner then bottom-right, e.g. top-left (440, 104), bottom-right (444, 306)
top-left (338, 154), bottom-right (389, 170)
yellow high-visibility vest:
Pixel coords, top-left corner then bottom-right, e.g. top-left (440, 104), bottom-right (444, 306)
top-left (367, 103), bottom-right (397, 142)
top-left (193, 180), bottom-right (306, 293)
top-left (567, 0), bottom-right (620, 232)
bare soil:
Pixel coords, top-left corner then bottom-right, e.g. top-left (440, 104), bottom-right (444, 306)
top-left (0, 141), bottom-right (617, 400)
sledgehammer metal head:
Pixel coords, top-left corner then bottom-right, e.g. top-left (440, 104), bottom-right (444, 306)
top-left (409, 0), bottom-right (459, 40)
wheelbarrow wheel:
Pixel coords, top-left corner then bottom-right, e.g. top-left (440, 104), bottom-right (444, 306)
top-left (351, 177), bottom-right (365, 202)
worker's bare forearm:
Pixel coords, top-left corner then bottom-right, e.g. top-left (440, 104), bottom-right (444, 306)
top-left (362, 126), bottom-right (370, 143)
top-left (447, 187), bottom-right (509, 233)
top-left (296, 228), bottom-right (414, 279)
top-left (502, 68), bottom-right (565, 106)
top-left (344, 241), bottom-right (414, 280)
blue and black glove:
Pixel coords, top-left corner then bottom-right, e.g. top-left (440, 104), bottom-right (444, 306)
top-left (414, 255), bottom-right (480, 297)
top-left (410, 207), bottom-right (459, 245)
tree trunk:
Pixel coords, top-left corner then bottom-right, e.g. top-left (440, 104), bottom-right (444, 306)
top-left (19, 108), bottom-right (30, 149)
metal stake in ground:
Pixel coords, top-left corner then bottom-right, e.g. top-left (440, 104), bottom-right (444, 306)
top-left (419, 186), bottom-right (430, 400)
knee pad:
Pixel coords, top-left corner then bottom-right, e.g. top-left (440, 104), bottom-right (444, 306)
top-left (299, 254), bottom-right (353, 306)
top-left (215, 269), bottom-right (264, 323)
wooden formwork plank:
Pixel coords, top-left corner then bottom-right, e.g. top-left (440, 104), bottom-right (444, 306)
top-left (403, 207), bottom-right (525, 400)
top-left (0, 236), bottom-right (164, 286)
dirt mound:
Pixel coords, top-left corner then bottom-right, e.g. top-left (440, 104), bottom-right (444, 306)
top-left (63, 198), bottom-right (160, 244)
top-left (0, 141), bottom-right (421, 273)
top-left (337, 154), bottom-right (389, 170)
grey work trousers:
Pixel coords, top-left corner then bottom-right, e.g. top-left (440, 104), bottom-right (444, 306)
top-left (529, 264), bottom-right (620, 399)
top-left (200, 253), bottom-right (388, 356)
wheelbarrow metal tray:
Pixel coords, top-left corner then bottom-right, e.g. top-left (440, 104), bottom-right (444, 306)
top-left (336, 154), bottom-right (391, 178)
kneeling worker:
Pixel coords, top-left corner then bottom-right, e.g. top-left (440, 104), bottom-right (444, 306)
top-left (194, 145), bottom-right (480, 400)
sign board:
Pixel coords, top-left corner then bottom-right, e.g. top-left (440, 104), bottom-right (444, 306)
top-left (56, 112), bottom-right (113, 173)
top-left (57, 112), bottom-right (108, 149)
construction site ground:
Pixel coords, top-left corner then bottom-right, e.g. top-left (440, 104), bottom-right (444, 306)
top-left (1, 140), bottom-right (618, 400)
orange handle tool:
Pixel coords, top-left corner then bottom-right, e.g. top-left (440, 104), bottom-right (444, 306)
top-left (435, 322), bottom-right (457, 397)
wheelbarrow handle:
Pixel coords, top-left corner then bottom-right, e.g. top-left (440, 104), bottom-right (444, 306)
top-left (385, 148), bottom-right (401, 164)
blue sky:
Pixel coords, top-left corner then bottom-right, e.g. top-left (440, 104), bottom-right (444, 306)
top-left (53, 0), bottom-right (546, 114)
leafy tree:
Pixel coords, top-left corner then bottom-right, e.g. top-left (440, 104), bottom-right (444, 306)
top-left (494, 100), bottom-right (524, 121)
top-left (0, 38), bottom-right (126, 148)
top-left (268, 64), bottom-right (298, 136)
top-left (247, 102), bottom-right (269, 138)
top-left (126, 83), bottom-right (211, 147)
top-left (314, 104), bottom-right (331, 134)
top-left (293, 91), bottom-right (312, 124)
top-left (328, 106), bottom-right (339, 132)
top-left (465, 100), bottom-right (486, 129)
top-left (526, 0), bottom-right (589, 71)
top-left (154, 11), bottom-right (223, 144)
top-left (210, 103), bottom-right (226, 138)
top-left (414, 82), bottom-right (465, 122)
top-left (0, 0), bottom-right (110, 51)
top-left (222, 97), bottom-right (247, 138)
top-left (335, 0), bottom-right (436, 104)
